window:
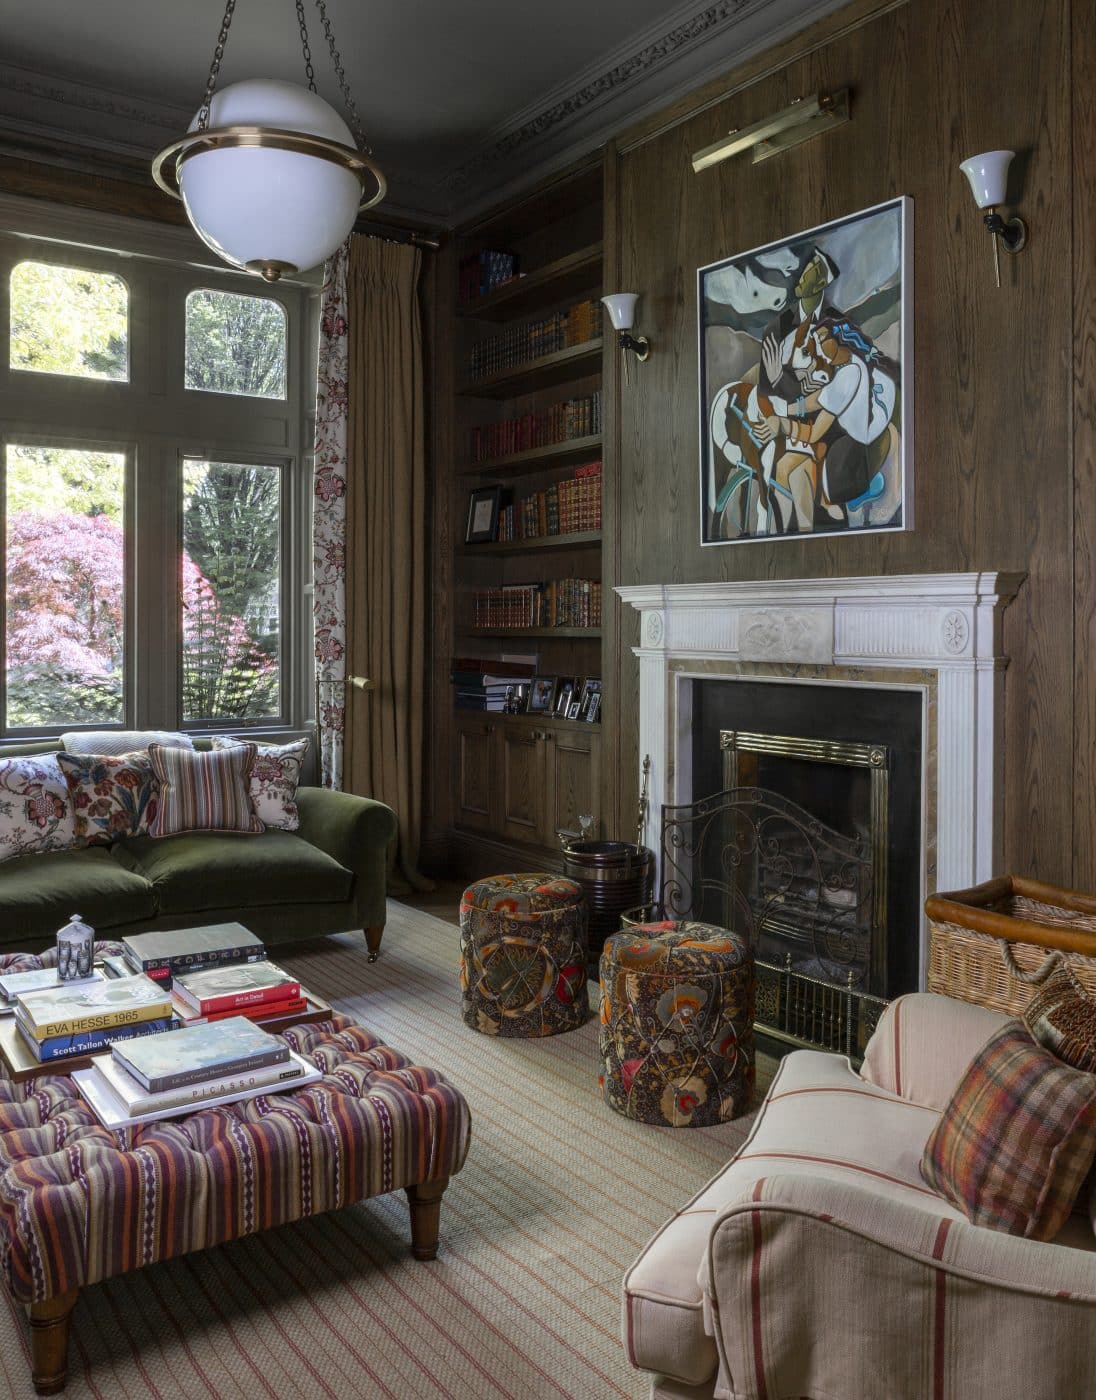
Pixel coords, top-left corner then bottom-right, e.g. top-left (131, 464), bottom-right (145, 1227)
top-left (0, 229), bottom-right (312, 738)
top-left (10, 261), bottom-right (128, 381)
top-left (184, 289), bottom-right (287, 399)
top-left (5, 444), bottom-right (126, 728)
top-left (181, 458), bottom-right (283, 722)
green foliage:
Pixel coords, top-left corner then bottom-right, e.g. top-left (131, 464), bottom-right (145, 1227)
top-left (9, 261), bottom-right (128, 381)
top-left (6, 444), bottom-right (125, 522)
top-left (184, 289), bottom-right (286, 398)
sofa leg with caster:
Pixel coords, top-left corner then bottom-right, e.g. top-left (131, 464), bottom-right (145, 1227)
top-left (365, 925), bottom-right (384, 961)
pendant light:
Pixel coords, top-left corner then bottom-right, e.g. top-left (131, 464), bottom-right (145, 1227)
top-left (152, 0), bottom-right (385, 282)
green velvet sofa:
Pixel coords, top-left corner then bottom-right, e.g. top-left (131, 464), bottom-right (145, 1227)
top-left (0, 740), bottom-right (398, 959)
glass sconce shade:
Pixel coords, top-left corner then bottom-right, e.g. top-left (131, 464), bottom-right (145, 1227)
top-left (177, 79), bottom-right (365, 277)
top-left (601, 293), bottom-right (639, 331)
top-left (959, 150), bottom-right (1015, 209)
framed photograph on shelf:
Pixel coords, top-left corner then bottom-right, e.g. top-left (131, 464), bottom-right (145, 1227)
top-left (528, 676), bottom-right (556, 713)
top-left (465, 485), bottom-right (502, 544)
top-left (505, 682), bottom-right (530, 715)
top-left (554, 677), bottom-right (576, 718)
top-left (584, 692), bottom-right (601, 724)
top-left (698, 196), bottom-right (911, 545)
top-left (578, 678), bottom-right (602, 721)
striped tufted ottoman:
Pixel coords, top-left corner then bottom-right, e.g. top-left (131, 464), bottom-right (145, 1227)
top-left (0, 981), bottom-right (470, 1394)
top-left (459, 873), bottom-right (589, 1037)
top-left (599, 921), bottom-right (755, 1127)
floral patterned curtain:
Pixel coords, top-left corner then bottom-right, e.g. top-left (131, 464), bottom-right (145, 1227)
top-left (313, 241), bottom-right (349, 788)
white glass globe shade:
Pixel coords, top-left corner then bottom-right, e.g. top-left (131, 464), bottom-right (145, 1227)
top-left (959, 150), bottom-right (1014, 210)
top-left (179, 79), bottom-right (363, 276)
top-left (601, 293), bottom-right (638, 332)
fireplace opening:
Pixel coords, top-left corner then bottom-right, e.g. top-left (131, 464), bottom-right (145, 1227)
top-left (690, 680), bottom-right (922, 1001)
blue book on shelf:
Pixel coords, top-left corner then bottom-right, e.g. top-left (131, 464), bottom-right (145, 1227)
top-left (20, 1015), bottom-right (178, 1063)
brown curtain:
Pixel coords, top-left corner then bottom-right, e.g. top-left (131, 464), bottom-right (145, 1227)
top-left (343, 235), bottom-right (431, 891)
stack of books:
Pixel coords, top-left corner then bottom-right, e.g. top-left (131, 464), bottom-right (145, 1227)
top-left (0, 963), bottom-right (102, 1014)
top-left (13, 973), bottom-right (176, 1064)
top-left (450, 655), bottom-right (536, 712)
top-left (471, 578), bottom-right (601, 630)
top-left (75, 1016), bottom-right (317, 1127)
top-left (121, 922), bottom-right (266, 990)
top-left (170, 961), bottom-right (304, 1025)
top-left (458, 248), bottom-right (519, 302)
top-left (467, 392), bottom-right (601, 462)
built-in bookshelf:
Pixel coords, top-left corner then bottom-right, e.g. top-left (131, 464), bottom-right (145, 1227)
top-left (432, 160), bottom-right (606, 871)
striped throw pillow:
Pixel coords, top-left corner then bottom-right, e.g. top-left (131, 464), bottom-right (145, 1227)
top-left (920, 1021), bottom-right (1096, 1240)
top-left (146, 742), bottom-right (263, 838)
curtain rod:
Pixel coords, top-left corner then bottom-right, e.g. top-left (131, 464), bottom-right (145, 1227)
top-left (356, 222), bottom-right (441, 251)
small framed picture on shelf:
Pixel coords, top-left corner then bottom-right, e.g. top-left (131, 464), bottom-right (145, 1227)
top-left (505, 683), bottom-right (530, 715)
top-left (579, 678), bottom-right (602, 723)
top-left (528, 676), bottom-right (556, 713)
top-left (554, 677), bottom-right (576, 718)
top-left (465, 485), bottom-right (502, 544)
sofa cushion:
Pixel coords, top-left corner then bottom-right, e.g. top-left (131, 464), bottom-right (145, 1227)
top-left (148, 742), bottom-right (263, 838)
top-left (56, 750), bottom-right (159, 846)
top-left (61, 729), bottom-right (193, 756)
top-left (623, 1048), bottom-right (960, 1387)
top-left (1023, 960), bottom-right (1096, 1072)
top-left (0, 754), bottom-right (76, 864)
top-left (211, 736), bottom-right (308, 831)
top-left (112, 830), bottom-right (354, 914)
top-left (0, 846), bottom-right (155, 941)
top-left (921, 1021), bottom-right (1096, 1241)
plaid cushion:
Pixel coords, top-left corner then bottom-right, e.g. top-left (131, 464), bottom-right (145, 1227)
top-left (1023, 961), bottom-right (1096, 1072)
top-left (147, 741), bottom-right (263, 838)
top-left (921, 1021), bottom-right (1096, 1240)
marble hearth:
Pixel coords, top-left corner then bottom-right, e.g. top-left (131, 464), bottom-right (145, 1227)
top-left (616, 573), bottom-right (1024, 989)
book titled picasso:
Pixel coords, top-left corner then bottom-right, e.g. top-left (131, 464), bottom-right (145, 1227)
top-left (16, 974), bottom-right (173, 1040)
top-left (111, 1014), bottom-right (289, 1093)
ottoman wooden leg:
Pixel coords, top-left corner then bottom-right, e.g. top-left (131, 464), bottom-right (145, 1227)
top-left (28, 1288), bottom-right (78, 1395)
top-left (405, 1177), bottom-right (449, 1260)
top-left (364, 925), bottom-right (384, 962)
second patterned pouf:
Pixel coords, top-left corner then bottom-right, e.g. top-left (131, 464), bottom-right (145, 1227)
top-left (599, 921), bottom-right (755, 1126)
top-left (460, 873), bottom-right (589, 1037)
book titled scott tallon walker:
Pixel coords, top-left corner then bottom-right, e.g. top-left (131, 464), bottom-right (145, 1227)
top-left (121, 923), bottom-right (266, 982)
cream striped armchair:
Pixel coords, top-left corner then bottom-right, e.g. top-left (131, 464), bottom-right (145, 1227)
top-left (622, 993), bottom-right (1096, 1400)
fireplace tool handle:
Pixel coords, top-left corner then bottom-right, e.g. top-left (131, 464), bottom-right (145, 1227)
top-left (636, 754), bottom-right (651, 847)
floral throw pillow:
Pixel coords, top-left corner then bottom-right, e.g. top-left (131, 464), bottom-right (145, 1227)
top-left (55, 750), bottom-right (159, 846)
top-left (0, 755), bottom-right (76, 863)
top-left (211, 737), bottom-right (309, 831)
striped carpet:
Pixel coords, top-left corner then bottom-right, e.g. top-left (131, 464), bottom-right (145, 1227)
top-left (0, 903), bottom-right (770, 1399)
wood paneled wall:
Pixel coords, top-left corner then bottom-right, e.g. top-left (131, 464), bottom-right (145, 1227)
top-left (601, 0), bottom-right (1091, 886)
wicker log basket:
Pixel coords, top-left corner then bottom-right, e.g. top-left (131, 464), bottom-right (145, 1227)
top-left (925, 876), bottom-right (1096, 1017)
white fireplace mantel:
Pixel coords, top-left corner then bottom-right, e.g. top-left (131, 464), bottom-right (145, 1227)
top-left (616, 572), bottom-right (1025, 984)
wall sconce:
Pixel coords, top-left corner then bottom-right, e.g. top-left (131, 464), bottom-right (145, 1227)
top-left (959, 150), bottom-right (1027, 288)
top-left (601, 293), bottom-right (650, 383)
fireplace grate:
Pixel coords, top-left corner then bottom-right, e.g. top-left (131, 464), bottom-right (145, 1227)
top-left (755, 955), bottom-right (888, 1062)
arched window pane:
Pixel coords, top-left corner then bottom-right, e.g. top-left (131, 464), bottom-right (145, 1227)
top-left (9, 261), bottom-right (129, 381)
top-left (185, 290), bottom-right (287, 399)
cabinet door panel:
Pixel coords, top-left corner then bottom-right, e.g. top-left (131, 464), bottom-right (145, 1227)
top-left (456, 722), bottom-right (496, 831)
top-left (500, 729), bottom-right (546, 844)
top-left (547, 729), bottom-right (601, 840)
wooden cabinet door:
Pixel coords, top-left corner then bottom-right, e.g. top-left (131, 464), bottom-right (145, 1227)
top-left (545, 726), bottom-right (601, 842)
top-left (499, 726), bottom-right (547, 845)
top-left (454, 717), bottom-right (497, 832)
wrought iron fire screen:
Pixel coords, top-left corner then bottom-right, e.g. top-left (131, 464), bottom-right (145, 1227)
top-left (651, 784), bottom-right (889, 1060)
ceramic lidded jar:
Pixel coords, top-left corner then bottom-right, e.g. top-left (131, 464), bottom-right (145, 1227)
top-left (56, 912), bottom-right (95, 982)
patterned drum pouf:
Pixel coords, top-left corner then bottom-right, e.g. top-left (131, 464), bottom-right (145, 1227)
top-left (599, 921), bottom-right (755, 1126)
top-left (460, 873), bottom-right (589, 1037)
